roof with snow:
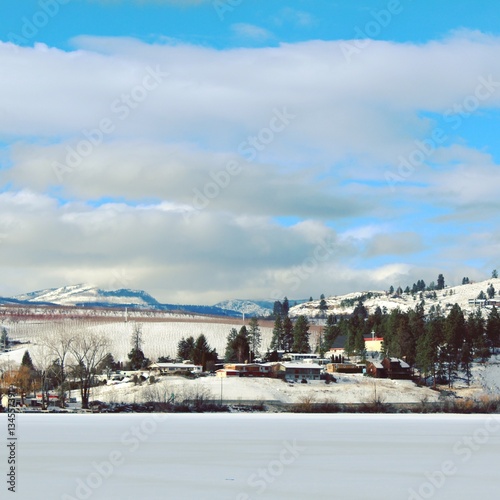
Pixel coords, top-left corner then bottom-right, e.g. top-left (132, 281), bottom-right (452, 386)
top-left (279, 363), bottom-right (322, 369)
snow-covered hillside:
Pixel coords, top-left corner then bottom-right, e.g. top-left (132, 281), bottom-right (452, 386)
top-left (290, 277), bottom-right (500, 318)
top-left (1, 318), bottom-right (274, 364)
top-left (214, 299), bottom-right (273, 318)
top-left (10, 284), bottom-right (259, 317)
top-left (14, 284), bottom-right (160, 308)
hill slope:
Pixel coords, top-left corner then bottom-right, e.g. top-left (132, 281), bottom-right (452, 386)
top-left (10, 284), bottom-right (266, 317)
top-left (289, 278), bottom-right (500, 318)
top-left (14, 284), bottom-right (161, 309)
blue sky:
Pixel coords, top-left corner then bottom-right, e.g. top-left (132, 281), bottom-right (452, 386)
top-left (0, 0), bottom-right (499, 303)
top-left (3, 1), bottom-right (500, 49)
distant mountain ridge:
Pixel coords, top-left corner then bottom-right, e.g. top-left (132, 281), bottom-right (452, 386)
top-left (6, 284), bottom-right (273, 317)
top-left (7, 277), bottom-right (498, 320)
top-left (13, 284), bottom-right (160, 309)
top-left (213, 299), bottom-right (274, 318)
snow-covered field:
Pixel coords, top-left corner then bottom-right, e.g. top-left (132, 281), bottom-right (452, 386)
top-left (0, 413), bottom-right (499, 499)
top-left (0, 318), bottom-right (274, 363)
top-left (89, 373), bottom-right (441, 405)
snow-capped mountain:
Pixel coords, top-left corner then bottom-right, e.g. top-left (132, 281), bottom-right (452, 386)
top-left (289, 278), bottom-right (500, 318)
top-left (214, 299), bottom-right (274, 318)
top-left (8, 284), bottom-right (256, 317)
top-left (13, 284), bottom-right (161, 308)
top-left (8, 277), bottom-right (499, 319)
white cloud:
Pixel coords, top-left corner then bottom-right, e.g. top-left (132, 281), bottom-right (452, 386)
top-left (1, 32), bottom-right (500, 300)
top-left (230, 23), bottom-right (273, 41)
top-left (274, 8), bottom-right (316, 28)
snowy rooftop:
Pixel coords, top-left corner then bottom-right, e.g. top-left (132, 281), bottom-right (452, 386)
top-left (279, 363), bottom-right (322, 369)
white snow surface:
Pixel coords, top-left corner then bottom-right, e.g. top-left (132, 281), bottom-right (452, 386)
top-left (0, 413), bottom-right (499, 499)
top-left (214, 299), bottom-right (272, 317)
top-left (88, 373), bottom-right (441, 405)
top-left (0, 318), bottom-right (274, 363)
top-left (13, 283), bottom-right (158, 307)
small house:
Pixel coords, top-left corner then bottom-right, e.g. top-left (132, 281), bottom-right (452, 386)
top-left (326, 363), bottom-right (363, 374)
top-left (148, 363), bottom-right (202, 375)
top-left (382, 357), bottom-right (412, 379)
top-left (215, 369), bottom-right (240, 378)
top-left (276, 363), bottom-right (321, 382)
top-left (366, 361), bottom-right (385, 378)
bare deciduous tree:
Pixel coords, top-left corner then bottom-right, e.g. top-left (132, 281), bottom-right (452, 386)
top-left (42, 323), bottom-right (75, 406)
top-left (69, 331), bottom-right (110, 409)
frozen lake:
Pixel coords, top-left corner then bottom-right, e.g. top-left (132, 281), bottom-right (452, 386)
top-left (1, 413), bottom-right (499, 499)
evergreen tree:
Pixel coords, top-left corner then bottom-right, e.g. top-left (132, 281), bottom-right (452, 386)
top-left (477, 291), bottom-right (486, 300)
top-left (404, 286), bottom-right (410, 294)
top-left (234, 327), bottom-right (250, 363)
top-left (318, 294), bottom-right (328, 315)
top-left (192, 334), bottom-right (218, 370)
top-left (389, 285), bottom-right (394, 294)
top-left (273, 300), bottom-right (283, 318)
top-left (487, 284), bottom-right (495, 299)
top-left (395, 312), bottom-right (414, 363)
top-left (127, 348), bottom-right (149, 370)
top-left (416, 315), bottom-right (443, 386)
top-left (283, 316), bottom-right (294, 352)
top-left (224, 328), bottom-right (249, 363)
top-left (157, 355), bottom-right (172, 363)
top-left (292, 315), bottom-right (310, 353)
top-left (270, 315), bottom-right (284, 350)
top-left (21, 350), bottom-right (35, 371)
top-left (1, 327), bottom-right (8, 350)
top-left (417, 280), bottom-right (426, 292)
top-left (352, 301), bottom-right (368, 321)
top-left (437, 274), bottom-right (445, 290)
top-left (322, 315), bottom-right (339, 352)
top-left (462, 277), bottom-right (470, 285)
top-left (282, 297), bottom-right (290, 317)
top-left (247, 317), bottom-right (262, 361)
top-left (486, 306), bottom-right (500, 349)
top-left (492, 269), bottom-right (498, 279)
top-left (96, 353), bottom-right (119, 375)
top-left (354, 330), bottom-right (366, 359)
top-left (344, 324), bottom-right (356, 358)
top-left (224, 328), bottom-right (239, 362)
top-left (441, 304), bottom-right (466, 387)
top-left (265, 349), bottom-right (279, 362)
top-left (405, 304), bottom-right (426, 366)
top-left (462, 311), bottom-right (485, 383)
top-left (380, 308), bottom-right (402, 357)
top-left (178, 336), bottom-right (196, 360)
